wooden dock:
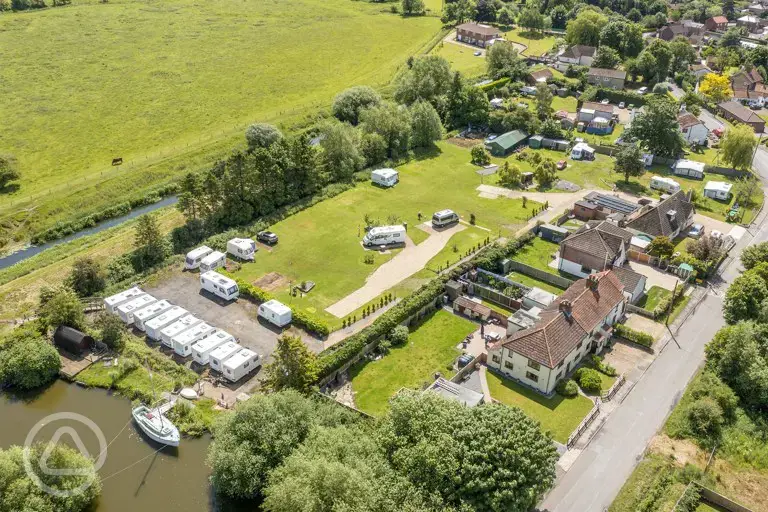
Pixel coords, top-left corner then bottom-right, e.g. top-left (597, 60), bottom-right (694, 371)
top-left (59, 350), bottom-right (102, 380)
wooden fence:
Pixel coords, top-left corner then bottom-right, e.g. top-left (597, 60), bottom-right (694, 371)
top-left (567, 398), bottom-right (601, 449)
top-left (504, 260), bottom-right (574, 289)
top-left (601, 374), bottom-right (626, 402)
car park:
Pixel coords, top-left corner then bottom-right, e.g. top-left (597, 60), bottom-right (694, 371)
top-left (257, 231), bottom-right (279, 245)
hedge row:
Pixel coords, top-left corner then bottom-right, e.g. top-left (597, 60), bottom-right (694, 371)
top-left (652, 285), bottom-right (687, 320)
top-left (478, 76), bottom-right (511, 93)
top-left (474, 231), bottom-right (535, 273)
top-left (236, 280), bottom-right (330, 337)
top-left (614, 324), bottom-right (653, 347)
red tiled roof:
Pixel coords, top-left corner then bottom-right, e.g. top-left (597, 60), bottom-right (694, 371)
top-left (678, 112), bottom-right (703, 130)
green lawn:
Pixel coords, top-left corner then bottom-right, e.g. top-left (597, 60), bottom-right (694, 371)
top-left (486, 370), bottom-right (595, 443)
top-left (551, 95), bottom-right (578, 112)
top-left (510, 237), bottom-right (578, 281)
top-left (503, 29), bottom-right (556, 56)
top-left (431, 41), bottom-right (487, 77)
top-left (480, 299), bottom-right (516, 316)
top-left (0, 0), bottom-right (441, 242)
top-left (637, 286), bottom-right (672, 310)
top-left (506, 271), bottom-right (566, 295)
top-left (561, 218), bottom-right (585, 232)
top-left (349, 310), bottom-right (477, 416)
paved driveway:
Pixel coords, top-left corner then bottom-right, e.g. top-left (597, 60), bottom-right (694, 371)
top-left (693, 213), bottom-right (731, 235)
top-left (627, 261), bottom-right (679, 291)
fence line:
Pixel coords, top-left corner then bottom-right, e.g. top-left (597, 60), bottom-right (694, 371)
top-left (567, 398), bottom-right (600, 449)
top-left (601, 374), bottom-right (625, 402)
top-left (504, 260), bottom-right (574, 289)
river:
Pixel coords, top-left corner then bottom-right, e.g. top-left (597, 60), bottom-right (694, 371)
top-left (1, 380), bottom-right (218, 511)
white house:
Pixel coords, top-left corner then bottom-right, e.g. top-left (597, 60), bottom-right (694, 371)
top-left (673, 159), bottom-right (705, 179)
top-left (555, 45), bottom-right (596, 71)
top-left (703, 181), bottom-right (734, 200)
top-left (677, 113), bottom-right (709, 145)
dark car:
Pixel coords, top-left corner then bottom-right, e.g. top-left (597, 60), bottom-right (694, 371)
top-left (457, 354), bottom-right (474, 368)
top-left (257, 231), bottom-right (278, 245)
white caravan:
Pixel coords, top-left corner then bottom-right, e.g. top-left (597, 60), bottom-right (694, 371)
top-left (172, 322), bottom-right (216, 357)
top-left (200, 271), bottom-right (239, 301)
top-left (258, 299), bottom-right (292, 327)
top-left (185, 246), bottom-right (213, 270)
top-left (104, 287), bottom-right (144, 314)
top-left (116, 294), bottom-right (157, 324)
top-left (227, 238), bottom-right (256, 261)
top-left (222, 349), bottom-right (261, 382)
top-left (208, 341), bottom-right (242, 373)
top-left (650, 175), bottom-right (681, 194)
top-left (144, 306), bottom-right (188, 341)
top-left (191, 330), bottom-right (235, 365)
top-left (432, 209), bottom-right (459, 228)
top-left (133, 300), bottom-right (173, 332)
top-left (160, 314), bottom-right (201, 348)
top-left (362, 225), bottom-right (406, 247)
top-left (371, 168), bottom-right (399, 188)
top-left (199, 251), bottom-right (226, 273)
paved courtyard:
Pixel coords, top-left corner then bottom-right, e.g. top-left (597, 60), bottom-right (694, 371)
top-left (602, 339), bottom-right (656, 381)
top-left (627, 260), bottom-right (680, 291)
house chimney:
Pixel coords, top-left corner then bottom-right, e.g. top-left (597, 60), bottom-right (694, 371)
top-left (587, 274), bottom-right (599, 291)
top-left (559, 299), bottom-right (573, 318)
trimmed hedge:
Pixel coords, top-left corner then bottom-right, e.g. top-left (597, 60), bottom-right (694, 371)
top-left (236, 280), bottom-right (330, 337)
top-left (573, 367), bottom-right (601, 393)
top-left (556, 379), bottom-right (578, 397)
top-left (614, 324), bottom-right (653, 347)
top-left (652, 284), bottom-right (687, 320)
top-left (474, 231), bottom-right (535, 273)
top-left (479, 77), bottom-right (511, 93)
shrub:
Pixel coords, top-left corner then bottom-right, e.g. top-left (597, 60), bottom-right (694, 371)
top-left (676, 485), bottom-right (701, 512)
top-left (685, 397), bottom-right (724, 441)
top-left (236, 280), bottom-right (330, 337)
top-left (590, 354), bottom-right (617, 376)
top-left (614, 324), bottom-right (653, 347)
top-left (574, 367), bottom-right (602, 393)
top-left (470, 145), bottom-right (491, 165)
top-left (389, 325), bottom-right (409, 346)
top-left (556, 379), bottom-right (578, 397)
top-left (95, 311), bottom-right (125, 351)
top-left (0, 327), bottom-right (61, 390)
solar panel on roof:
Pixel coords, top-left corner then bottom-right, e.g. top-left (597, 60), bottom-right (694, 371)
top-left (591, 194), bottom-right (639, 215)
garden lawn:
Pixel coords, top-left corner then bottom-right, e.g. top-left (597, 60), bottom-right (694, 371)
top-left (503, 29), bottom-right (556, 56)
top-left (551, 96), bottom-right (578, 112)
top-left (0, 0), bottom-right (441, 241)
top-left (510, 237), bottom-right (579, 280)
top-left (505, 272), bottom-right (565, 295)
top-left (485, 371), bottom-right (595, 443)
top-left (349, 310), bottom-right (477, 416)
top-left (481, 299), bottom-right (516, 316)
top-left (431, 42), bottom-right (487, 77)
top-left (637, 286), bottom-right (671, 310)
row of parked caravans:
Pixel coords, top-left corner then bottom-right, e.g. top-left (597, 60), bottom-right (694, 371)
top-left (102, 287), bottom-right (261, 382)
top-left (184, 238), bottom-right (257, 271)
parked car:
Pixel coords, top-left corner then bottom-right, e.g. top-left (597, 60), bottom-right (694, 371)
top-left (473, 51), bottom-right (482, 56)
top-left (638, 86), bottom-right (648, 95)
top-left (713, 128), bottom-right (724, 138)
top-left (600, 98), bottom-right (610, 105)
top-left (257, 231), bottom-right (279, 245)
top-left (557, 160), bottom-right (567, 170)
top-left (688, 223), bottom-right (704, 238)
top-left (711, 230), bottom-right (723, 239)
top-left (619, 102), bottom-right (625, 109)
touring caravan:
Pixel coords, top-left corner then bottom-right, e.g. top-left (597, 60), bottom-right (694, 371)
top-left (650, 175), bottom-right (681, 194)
top-left (208, 341), bottom-right (242, 373)
top-left (160, 314), bottom-right (201, 348)
top-left (172, 322), bottom-right (215, 357)
top-left (222, 349), bottom-right (261, 382)
top-left (200, 271), bottom-right (239, 301)
top-left (191, 330), bottom-right (235, 365)
top-left (199, 251), bottom-right (226, 273)
top-left (371, 168), bottom-right (399, 188)
top-left (432, 209), bottom-right (459, 228)
top-left (104, 287), bottom-right (144, 314)
top-left (116, 294), bottom-right (157, 324)
top-left (362, 225), bottom-right (406, 247)
top-left (133, 300), bottom-right (174, 332)
top-left (144, 306), bottom-right (188, 341)
top-left (184, 246), bottom-right (213, 270)
top-left (227, 238), bottom-right (257, 261)
top-left (257, 299), bottom-right (292, 327)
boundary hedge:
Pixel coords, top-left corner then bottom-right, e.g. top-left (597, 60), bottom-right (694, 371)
top-left (614, 324), bottom-right (653, 347)
top-left (236, 280), bottom-right (330, 337)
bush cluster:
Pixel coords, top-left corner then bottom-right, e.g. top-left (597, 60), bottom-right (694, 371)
top-left (555, 379), bottom-right (578, 397)
top-left (590, 354), bottom-right (617, 377)
top-left (236, 280), bottom-right (330, 337)
top-left (573, 367), bottom-right (602, 393)
top-left (614, 324), bottom-right (654, 347)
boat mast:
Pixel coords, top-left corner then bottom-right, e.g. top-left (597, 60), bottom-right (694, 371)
top-left (147, 357), bottom-right (165, 429)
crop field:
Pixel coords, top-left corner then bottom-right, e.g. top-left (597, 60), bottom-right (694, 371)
top-left (0, 0), bottom-right (441, 241)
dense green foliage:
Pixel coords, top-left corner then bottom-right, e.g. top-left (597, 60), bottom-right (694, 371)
top-left (245, 123), bottom-right (283, 151)
top-left (624, 96), bottom-right (684, 158)
top-left (741, 242), bottom-right (768, 271)
top-left (236, 280), bottom-right (330, 336)
top-left (574, 367), bottom-right (602, 393)
top-left (38, 286), bottom-right (86, 331)
top-left (556, 378), bottom-right (579, 397)
top-left (95, 311), bottom-right (126, 351)
top-left (614, 324), bottom-right (654, 347)
top-left (67, 258), bottom-right (106, 298)
top-left (263, 335), bottom-right (319, 394)
top-left (332, 86), bottom-right (383, 125)
top-left (0, 325), bottom-right (60, 390)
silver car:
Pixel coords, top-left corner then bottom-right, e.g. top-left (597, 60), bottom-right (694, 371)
top-left (688, 224), bottom-right (704, 238)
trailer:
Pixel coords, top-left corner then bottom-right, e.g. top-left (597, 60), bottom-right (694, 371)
top-left (185, 246), bottom-right (213, 270)
top-left (371, 168), bottom-right (399, 188)
top-left (172, 322), bottom-right (216, 357)
top-left (191, 330), bottom-right (235, 365)
top-left (160, 314), bottom-right (201, 348)
top-left (116, 294), bottom-right (157, 324)
top-left (200, 271), bottom-right (239, 301)
top-left (257, 299), bottom-right (292, 327)
top-left (104, 287), bottom-right (144, 314)
top-left (222, 348), bottom-right (261, 382)
top-left (227, 238), bottom-right (256, 261)
top-left (362, 225), bottom-right (406, 247)
top-left (133, 300), bottom-right (174, 332)
top-left (144, 306), bottom-right (188, 341)
top-left (650, 175), bottom-right (681, 194)
top-left (208, 341), bottom-right (242, 373)
top-left (199, 251), bottom-right (226, 273)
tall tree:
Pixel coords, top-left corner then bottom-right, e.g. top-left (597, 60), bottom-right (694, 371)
top-left (133, 213), bottom-right (170, 268)
top-left (723, 271), bottom-right (768, 324)
top-left (332, 86), bottom-right (382, 125)
top-left (245, 123), bottom-right (283, 151)
top-left (592, 46), bottom-right (621, 69)
top-left (535, 82), bottom-right (553, 120)
top-left (566, 9), bottom-right (608, 47)
top-left (319, 120), bottom-right (363, 182)
top-left (644, 39), bottom-right (673, 81)
top-left (624, 96), bottom-right (684, 157)
top-left (360, 102), bottom-right (412, 159)
top-left (264, 335), bottom-right (319, 394)
top-left (39, 286), bottom-right (86, 330)
top-left (67, 257), bottom-right (106, 297)
top-left (721, 124), bottom-right (757, 171)
top-left (401, 0), bottom-right (425, 15)
top-left (518, 7), bottom-right (545, 32)
top-left (614, 144), bottom-right (645, 183)
top-left (0, 326), bottom-right (61, 390)
top-left (486, 41), bottom-right (527, 80)
top-left (409, 100), bottom-right (444, 148)
top-left (669, 36), bottom-right (698, 75)
top-left (177, 172), bottom-right (205, 221)
top-left (699, 73), bottom-right (732, 103)
top-left (394, 55), bottom-right (451, 106)
top-left (447, 74), bottom-right (491, 128)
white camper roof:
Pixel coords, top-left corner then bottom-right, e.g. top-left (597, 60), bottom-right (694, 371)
top-left (192, 330), bottom-right (234, 353)
top-left (186, 245), bottom-right (213, 259)
top-left (372, 168), bottom-right (398, 178)
top-left (133, 300), bottom-right (173, 322)
top-left (367, 225), bottom-right (406, 236)
top-left (434, 209), bottom-right (456, 217)
top-left (117, 294), bottom-right (156, 314)
top-left (261, 299), bottom-right (291, 316)
top-left (201, 251), bottom-right (226, 265)
top-left (209, 341), bottom-right (242, 361)
top-left (201, 270), bottom-right (237, 288)
top-left (104, 287), bottom-right (144, 308)
top-left (173, 322), bottom-right (215, 346)
top-left (223, 348), bottom-right (258, 371)
top-left (674, 159), bottom-right (705, 172)
top-left (228, 238), bottom-right (254, 250)
top-left (145, 306), bottom-right (187, 329)
top-left (704, 181), bottom-right (733, 193)
top-left (161, 314), bottom-right (200, 338)
top-left (572, 142), bottom-right (595, 152)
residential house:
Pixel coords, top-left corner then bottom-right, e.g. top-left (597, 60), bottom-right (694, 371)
top-left (556, 45), bottom-right (596, 71)
top-left (527, 68), bottom-right (554, 84)
top-left (487, 271), bottom-right (627, 395)
top-left (578, 101), bottom-right (615, 134)
top-left (610, 266), bottom-right (647, 305)
top-left (558, 220), bottom-right (634, 277)
top-left (677, 112), bottom-right (709, 145)
top-left (486, 129), bottom-right (529, 156)
top-left (749, 3), bottom-right (767, 14)
top-left (657, 20), bottom-right (704, 42)
top-left (737, 15), bottom-right (763, 32)
top-left (587, 68), bottom-right (626, 90)
top-left (704, 16), bottom-right (729, 31)
top-left (673, 159), bottom-right (705, 179)
top-left (624, 190), bottom-right (696, 239)
top-left (730, 68), bottom-right (768, 106)
top-left (703, 181), bottom-right (734, 200)
top-left (573, 191), bottom-right (640, 221)
top-left (691, 64), bottom-right (713, 81)
top-left (456, 22), bottom-right (501, 48)
top-left (718, 101), bottom-right (766, 132)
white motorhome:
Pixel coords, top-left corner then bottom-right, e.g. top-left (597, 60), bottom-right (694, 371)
top-left (200, 271), bottom-right (239, 301)
top-left (432, 209), bottom-right (459, 228)
top-left (209, 341), bottom-right (242, 373)
top-left (199, 251), bottom-right (226, 273)
top-left (258, 299), bottom-right (292, 327)
top-left (144, 306), bottom-right (188, 341)
top-left (191, 330), bottom-right (235, 365)
top-left (160, 314), bottom-right (201, 348)
top-left (227, 238), bottom-right (257, 261)
top-left (650, 175), bottom-right (681, 194)
top-left (133, 300), bottom-right (174, 332)
top-left (184, 246), bottom-right (213, 270)
top-left (222, 349), bottom-right (261, 382)
top-left (104, 287), bottom-right (144, 314)
top-left (116, 294), bottom-right (157, 324)
top-left (172, 322), bottom-right (215, 357)
top-left (371, 168), bottom-right (399, 188)
top-left (362, 225), bottom-right (406, 247)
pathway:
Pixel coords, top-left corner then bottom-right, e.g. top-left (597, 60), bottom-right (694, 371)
top-left (323, 299), bottom-right (400, 350)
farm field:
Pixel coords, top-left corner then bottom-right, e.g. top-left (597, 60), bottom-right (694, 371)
top-left (0, 0), bottom-right (441, 242)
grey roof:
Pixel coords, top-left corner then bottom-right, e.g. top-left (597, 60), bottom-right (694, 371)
top-left (588, 67), bottom-right (627, 80)
top-left (456, 22), bottom-right (501, 37)
top-left (584, 192), bottom-right (641, 215)
top-left (564, 221), bottom-right (634, 261)
top-left (625, 190), bottom-right (694, 237)
top-left (561, 45), bottom-right (597, 60)
top-left (610, 266), bottom-right (646, 294)
top-left (426, 377), bottom-right (484, 407)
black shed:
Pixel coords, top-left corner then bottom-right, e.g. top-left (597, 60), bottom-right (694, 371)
top-left (53, 326), bottom-right (94, 355)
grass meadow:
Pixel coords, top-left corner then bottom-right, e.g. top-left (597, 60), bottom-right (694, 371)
top-left (0, 0), bottom-right (441, 241)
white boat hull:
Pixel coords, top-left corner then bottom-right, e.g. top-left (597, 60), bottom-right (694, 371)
top-left (132, 406), bottom-right (180, 447)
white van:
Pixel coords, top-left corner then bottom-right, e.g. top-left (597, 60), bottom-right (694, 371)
top-left (371, 168), bottom-right (399, 188)
top-left (650, 175), bottom-right (681, 194)
top-left (200, 251), bottom-right (226, 273)
top-left (362, 225), bottom-right (406, 247)
top-left (185, 246), bottom-right (213, 270)
top-left (226, 238), bottom-right (256, 261)
top-left (432, 209), bottom-right (459, 228)
top-left (258, 299), bottom-right (292, 327)
top-left (200, 271), bottom-right (239, 301)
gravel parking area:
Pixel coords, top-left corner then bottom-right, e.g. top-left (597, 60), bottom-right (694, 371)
top-left (602, 339), bottom-right (655, 381)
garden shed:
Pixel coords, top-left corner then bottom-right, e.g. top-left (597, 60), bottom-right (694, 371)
top-left (485, 130), bottom-right (529, 156)
top-left (453, 296), bottom-right (491, 321)
top-left (53, 326), bottom-right (94, 355)
top-left (537, 223), bottom-right (569, 243)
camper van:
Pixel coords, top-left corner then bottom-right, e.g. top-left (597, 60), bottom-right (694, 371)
top-left (432, 209), bottom-right (459, 228)
top-left (133, 300), bottom-right (174, 332)
top-left (650, 175), bottom-right (681, 194)
top-left (199, 251), bottom-right (226, 273)
top-left (226, 238), bottom-right (256, 261)
top-left (191, 330), bottom-right (235, 365)
top-left (222, 349), bottom-right (261, 382)
top-left (116, 294), bottom-right (157, 324)
top-left (104, 287), bottom-right (144, 314)
top-left (200, 271), bottom-right (239, 301)
top-left (185, 246), bottom-right (213, 270)
top-left (257, 299), bottom-right (292, 327)
top-left (362, 225), bottom-right (406, 247)
top-left (371, 168), bottom-right (399, 188)
top-left (160, 314), bottom-right (201, 348)
top-left (144, 306), bottom-right (188, 341)
top-left (172, 322), bottom-right (215, 357)
top-left (209, 341), bottom-right (242, 373)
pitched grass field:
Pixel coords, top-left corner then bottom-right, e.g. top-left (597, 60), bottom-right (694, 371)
top-left (0, 0), bottom-right (441, 242)
top-left (431, 41), bottom-right (487, 77)
top-left (349, 309), bottom-right (476, 416)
